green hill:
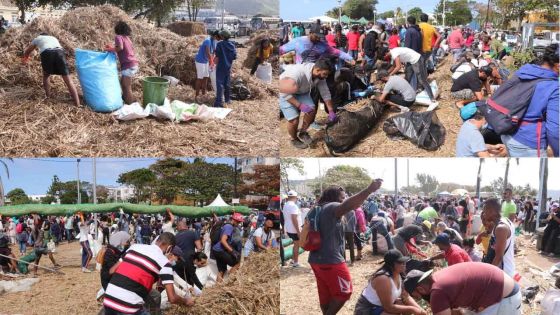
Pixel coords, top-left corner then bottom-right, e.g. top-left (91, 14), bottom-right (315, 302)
top-left (224, 0), bottom-right (279, 16)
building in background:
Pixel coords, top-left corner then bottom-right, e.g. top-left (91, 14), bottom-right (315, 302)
top-left (0, 0), bottom-right (65, 25)
top-left (107, 185), bottom-right (135, 202)
top-left (239, 157), bottom-right (278, 174)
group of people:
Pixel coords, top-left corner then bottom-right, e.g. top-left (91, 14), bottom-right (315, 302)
top-left (0, 208), bottom-right (277, 314)
top-left (281, 179), bottom-right (560, 314)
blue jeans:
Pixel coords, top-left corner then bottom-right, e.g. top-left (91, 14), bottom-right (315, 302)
top-left (19, 241), bottom-right (26, 254)
top-left (80, 240), bottom-right (92, 268)
top-left (66, 229), bottom-right (72, 241)
top-left (214, 68), bottom-right (231, 107)
top-left (370, 219), bottom-right (394, 253)
top-left (279, 93), bottom-right (315, 121)
top-left (501, 135), bottom-right (547, 157)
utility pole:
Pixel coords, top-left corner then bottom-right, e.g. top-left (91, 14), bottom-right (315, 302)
top-left (394, 158), bottom-right (398, 205)
top-left (318, 159), bottom-right (323, 193)
top-left (233, 157), bottom-right (238, 199)
top-left (92, 158), bottom-right (97, 204)
top-left (338, 0), bottom-right (342, 24)
top-left (484, 0), bottom-right (491, 31)
top-left (221, 0), bottom-right (225, 30)
top-left (77, 158), bottom-right (81, 204)
top-left (406, 159), bottom-right (409, 188)
top-left (442, 0), bottom-right (446, 28)
top-left (536, 158), bottom-right (548, 229)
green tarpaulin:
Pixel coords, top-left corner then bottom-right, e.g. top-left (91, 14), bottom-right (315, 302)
top-left (357, 17), bottom-right (368, 25)
top-left (281, 238), bottom-right (293, 247)
top-left (340, 15), bottom-right (351, 23)
top-left (283, 246), bottom-right (304, 261)
top-left (0, 203), bottom-right (250, 218)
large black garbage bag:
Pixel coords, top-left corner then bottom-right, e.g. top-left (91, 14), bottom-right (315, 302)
top-left (324, 100), bottom-right (384, 155)
top-left (406, 258), bottom-right (433, 274)
top-left (383, 111), bottom-right (446, 151)
top-left (230, 78), bottom-right (251, 101)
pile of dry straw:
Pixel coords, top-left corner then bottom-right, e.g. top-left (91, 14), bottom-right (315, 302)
top-left (173, 250), bottom-right (280, 315)
top-left (242, 29), bottom-right (280, 74)
top-left (166, 21), bottom-right (207, 37)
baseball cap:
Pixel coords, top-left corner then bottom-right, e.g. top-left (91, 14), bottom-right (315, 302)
top-left (287, 190), bottom-right (298, 197)
top-left (433, 233), bottom-right (450, 246)
top-left (404, 269), bottom-right (434, 295)
top-left (171, 246), bottom-right (183, 258)
top-left (219, 30), bottom-right (231, 39)
top-left (384, 249), bottom-right (410, 265)
top-left (109, 231), bottom-right (130, 247)
top-left (422, 220), bottom-right (432, 230)
top-left (232, 212), bottom-right (244, 222)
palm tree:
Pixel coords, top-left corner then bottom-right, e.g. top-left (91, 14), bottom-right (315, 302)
top-left (0, 158), bottom-right (13, 206)
top-left (395, 7), bottom-right (402, 24)
top-left (476, 158), bottom-right (484, 202)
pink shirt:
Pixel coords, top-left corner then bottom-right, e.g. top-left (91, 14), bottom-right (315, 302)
top-left (115, 35), bottom-right (139, 70)
top-left (355, 207), bottom-right (366, 233)
top-left (346, 31), bottom-right (360, 50)
top-left (448, 29), bottom-right (465, 49)
top-left (325, 33), bottom-right (336, 48)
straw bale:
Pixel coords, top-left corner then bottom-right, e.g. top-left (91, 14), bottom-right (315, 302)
top-left (167, 21), bottom-right (206, 37)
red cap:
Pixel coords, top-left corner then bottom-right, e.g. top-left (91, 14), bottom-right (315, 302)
top-left (232, 212), bottom-right (244, 222)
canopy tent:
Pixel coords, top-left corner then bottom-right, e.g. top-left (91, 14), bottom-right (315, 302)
top-left (437, 191), bottom-right (451, 196)
top-left (0, 203), bottom-right (250, 218)
top-left (308, 16), bottom-right (337, 23)
top-left (205, 194), bottom-right (230, 207)
top-left (451, 189), bottom-right (469, 197)
top-left (357, 17), bottom-right (368, 25)
top-left (340, 15), bottom-right (351, 24)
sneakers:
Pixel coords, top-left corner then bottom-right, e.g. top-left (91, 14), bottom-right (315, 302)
top-left (290, 261), bottom-right (300, 268)
top-left (291, 139), bottom-right (308, 149)
top-left (310, 122), bottom-right (323, 131)
top-left (298, 131), bottom-right (313, 145)
top-left (427, 101), bottom-right (439, 111)
top-left (82, 267), bottom-right (92, 273)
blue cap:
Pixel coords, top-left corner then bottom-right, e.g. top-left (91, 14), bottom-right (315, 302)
top-left (460, 102), bottom-right (478, 121)
top-left (433, 233), bottom-right (450, 245)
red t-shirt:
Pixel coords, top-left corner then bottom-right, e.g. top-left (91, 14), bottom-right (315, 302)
top-left (444, 244), bottom-right (472, 266)
top-left (346, 31), bottom-right (360, 50)
top-left (388, 35), bottom-right (400, 49)
top-left (325, 33), bottom-right (336, 48)
top-left (431, 262), bottom-right (504, 313)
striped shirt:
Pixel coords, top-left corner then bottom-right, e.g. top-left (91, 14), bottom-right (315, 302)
top-left (103, 244), bottom-right (174, 314)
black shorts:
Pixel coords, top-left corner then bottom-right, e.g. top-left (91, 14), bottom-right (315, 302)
top-left (287, 233), bottom-right (299, 241)
top-left (213, 249), bottom-right (239, 273)
top-left (387, 93), bottom-right (415, 107)
top-left (0, 247), bottom-right (12, 266)
top-left (40, 49), bottom-right (69, 76)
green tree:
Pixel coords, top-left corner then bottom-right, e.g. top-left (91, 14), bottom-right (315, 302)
top-left (181, 159), bottom-right (236, 205)
top-left (6, 188), bottom-right (30, 205)
top-left (149, 158), bottom-right (189, 204)
top-left (311, 165), bottom-right (371, 194)
top-left (280, 158), bottom-right (304, 191)
top-left (434, 0), bottom-right (473, 26)
top-left (333, 0), bottom-right (378, 20)
top-left (416, 173), bottom-right (439, 196)
top-left (240, 164), bottom-right (280, 196)
top-left (117, 168), bottom-right (156, 203)
top-left (489, 177), bottom-right (513, 194)
top-left (45, 175), bottom-right (90, 204)
top-left (406, 7), bottom-right (423, 21)
top-left (184, 0), bottom-right (212, 21)
top-left (378, 10), bottom-right (394, 20)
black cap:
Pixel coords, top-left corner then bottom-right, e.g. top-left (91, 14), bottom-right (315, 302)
top-left (404, 269), bottom-right (434, 294)
top-left (384, 249), bottom-right (410, 265)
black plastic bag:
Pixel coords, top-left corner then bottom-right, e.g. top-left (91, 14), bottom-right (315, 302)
top-left (230, 78), bottom-right (252, 101)
top-left (324, 100), bottom-right (384, 155)
top-left (383, 111), bottom-right (446, 151)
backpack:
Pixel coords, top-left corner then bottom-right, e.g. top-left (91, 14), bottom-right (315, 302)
top-left (210, 222), bottom-right (225, 246)
top-left (16, 223), bottom-right (23, 234)
top-left (302, 206), bottom-right (322, 251)
top-left (479, 74), bottom-right (555, 136)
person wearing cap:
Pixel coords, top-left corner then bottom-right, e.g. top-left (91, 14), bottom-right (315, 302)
top-left (405, 262), bottom-right (521, 314)
top-left (393, 224), bottom-right (431, 258)
top-left (481, 198), bottom-right (516, 277)
top-left (194, 31), bottom-right (220, 100)
top-left (243, 217), bottom-right (275, 257)
top-left (451, 66), bottom-right (494, 109)
top-left (540, 202), bottom-right (560, 256)
top-left (354, 250), bottom-right (426, 315)
top-left (456, 106), bottom-right (506, 157)
top-left (301, 179), bottom-right (383, 314)
top-left (429, 233), bottom-right (471, 266)
top-left (282, 190), bottom-right (302, 267)
top-left (213, 29), bottom-right (237, 108)
top-left (279, 32), bottom-right (355, 65)
top-left (100, 230), bottom-right (131, 290)
top-left (211, 212), bottom-right (244, 282)
top-left (436, 222), bottom-right (463, 245)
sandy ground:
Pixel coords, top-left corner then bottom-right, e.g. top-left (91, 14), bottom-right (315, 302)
top-left (0, 45), bottom-right (279, 157)
top-left (280, 232), bottom-right (559, 315)
top-left (279, 56), bottom-right (464, 157)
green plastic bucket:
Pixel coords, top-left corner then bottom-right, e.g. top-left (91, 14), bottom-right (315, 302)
top-left (142, 76), bottom-right (170, 106)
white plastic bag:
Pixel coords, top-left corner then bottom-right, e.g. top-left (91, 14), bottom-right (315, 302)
top-left (255, 62), bottom-right (272, 84)
top-left (112, 102), bottom-right (150, 121)
top-left (415, 80), bottom-right (439, 106)
top-left (210, 67), bottom-right (217, 91)
top-left (162, 75), bottom-right (180, 87)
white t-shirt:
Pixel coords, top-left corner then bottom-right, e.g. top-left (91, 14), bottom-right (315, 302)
top-left (390, 47), bottom-right (420, 64)
top-left (31, 35), bottom-right (62, 53)
top-left (244, 227), bottom-right (276, 255)
top-left (79, 223), bottom-right (89, 242)
top-left (282, 201), bottom-right (301, 234)
top-left (162, 221), bottom-right (174, 234)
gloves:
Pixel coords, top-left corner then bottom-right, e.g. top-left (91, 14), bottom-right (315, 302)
top-left (298, 103), bottom-right (314, 113)
top-left (328, 111), bottom-right (337, 122)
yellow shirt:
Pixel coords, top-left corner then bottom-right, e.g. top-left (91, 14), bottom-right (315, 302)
top-left (257, 44), bottom-right (274, 59)
top-left (419, 22), bottom-right (436, 53)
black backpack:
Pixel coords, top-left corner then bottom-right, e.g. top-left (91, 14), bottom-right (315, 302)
top-left (210, 222), bottom-right (226, 246)
top-left (479, 74), bottom-right (554, 135)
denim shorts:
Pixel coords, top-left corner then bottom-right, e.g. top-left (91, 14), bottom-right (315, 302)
top-left (501, 135), bottom-right (547, 157)
top-left (121, 66), bottom-right (139, 77)
top-left (279, 93), bottom-right (315, 121)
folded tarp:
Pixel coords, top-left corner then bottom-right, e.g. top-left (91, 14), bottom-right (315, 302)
top-left (0, 203), bottom-right (250, 218)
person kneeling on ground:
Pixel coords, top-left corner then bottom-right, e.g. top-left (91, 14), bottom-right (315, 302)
top-left (279, 59), bottom-right (334, 149)
top-left (404, 262), bottom-right (522, 315)
top-left (456, 106), bottom-right (506, 157)
top-left (375, 69), bottom-right (417, 113)
top-left (22, 33), bottom-right (80, 106)
top-left (243, 217), bottom-right (275, 257)
top-left (0, 232), bottom-right (18, 274)
top-left (211, 213), bottom-right (244, 282)
top-left (103, 232), bottom-right (193, 314)
top-left (539, 202), bottom-right (560, 257)
top-left (354, 250), bottom-right (426, 315)
top-left (251, 38), bottom-right (274, 75)
top-left (450, 66), bottom-right (493, 109)
top-left (428, 233), bottom-right (472, 266)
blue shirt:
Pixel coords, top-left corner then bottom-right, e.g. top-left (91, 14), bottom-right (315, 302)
top-left (212, 224), bottom-right (234, 252)
top-left (456, 121), bottom-right (487, 157)
top-left (195, 38), bottom-right (216, 64)
top-left (215, 40), bottom-right (237, 72)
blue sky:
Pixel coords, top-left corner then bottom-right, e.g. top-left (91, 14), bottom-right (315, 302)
top-left (1, 158), bottom-right (233, 195)
top-left (281, 0), bottom-right (445, 20)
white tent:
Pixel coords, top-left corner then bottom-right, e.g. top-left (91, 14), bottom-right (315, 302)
top-left (438, 191), bottom-right (451, 196)
top-left (451, 189), bottom-right (469, 197)
top-left (205, 194), bottom-right (230, 207)
top-left (308, 16), bottom-right (338, 23)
